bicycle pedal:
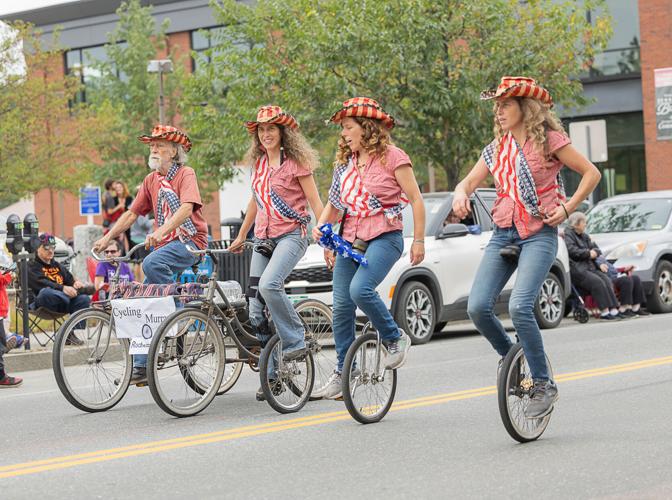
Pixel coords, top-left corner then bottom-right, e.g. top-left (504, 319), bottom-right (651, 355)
top-left (135, 381), bottom-right (148, 387)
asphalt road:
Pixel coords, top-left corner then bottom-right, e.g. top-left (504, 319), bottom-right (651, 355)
top-left (2, 314), bottom-right (671, 499)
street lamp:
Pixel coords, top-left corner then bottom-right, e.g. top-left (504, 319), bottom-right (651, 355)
top-left (147, 59), bottom-right (173, 124)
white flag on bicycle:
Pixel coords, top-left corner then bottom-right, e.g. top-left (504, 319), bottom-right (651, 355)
top-left (111, 296), bottom-right (176, 354)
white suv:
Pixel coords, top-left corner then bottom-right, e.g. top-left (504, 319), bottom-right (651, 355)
top-left (286, 189), bottom-right (571, 344)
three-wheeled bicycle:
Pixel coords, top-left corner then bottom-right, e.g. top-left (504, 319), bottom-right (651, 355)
top-left (52, 243), bottom-right (336, 416)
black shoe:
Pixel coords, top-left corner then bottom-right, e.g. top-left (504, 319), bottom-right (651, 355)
top-left (525, 380), bottom-right (559, 419)
top-left (283, 347), bottom-right (308, 362)
top-left (65, 334), bottom-right (84, 346)
top-left (634, 308), bottom-right (651, 316)
top-left (129, 367), bottom-right (147, 385)
top-left (599, 314), bottom-right (618, 321)
top-left (114, 367), bottom-right (147, 387)
top-left (621, 310), bottom-right (637, 318)
top-left (255, 386), bottom-right (266, 401)
top-left (616, 312), bottom-right (631, 320)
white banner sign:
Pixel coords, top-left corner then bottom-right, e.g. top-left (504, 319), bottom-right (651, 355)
top-left (111, 296), bottom-right (176, 354)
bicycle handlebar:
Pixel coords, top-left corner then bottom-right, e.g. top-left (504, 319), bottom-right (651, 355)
top-left (91, 243), bottom-right (146, 263)
top-left (186, 241), bottom-right (253, 256)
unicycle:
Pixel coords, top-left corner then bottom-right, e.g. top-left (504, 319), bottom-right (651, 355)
top-left (497, 342), bottom-right (554, 443)
top-left (342, 322), bottom-right (397, 424)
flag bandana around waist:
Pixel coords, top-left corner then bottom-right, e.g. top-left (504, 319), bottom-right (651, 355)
top-left (251, 155), bottom-right (311, 230)
top-left (481, 132), bottom-right (566, 222)
top-left (156, 163), bottom-right (198, 244)
top-left (327, 155), bottom-right (409, 221)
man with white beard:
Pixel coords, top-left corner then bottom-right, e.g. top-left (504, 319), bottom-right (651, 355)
top-left (93, 125), bottom-right (209, 384)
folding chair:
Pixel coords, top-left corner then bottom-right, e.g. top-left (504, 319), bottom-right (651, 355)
top-left (13, 275), bottom-right (67, 348)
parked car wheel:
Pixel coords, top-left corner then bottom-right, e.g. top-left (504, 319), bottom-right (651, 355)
top-left (647, 260), bottom-right (672, 314)
top-left (534, 273), bottom-right (564, 329)
top-left (394, 281), bottom-right (436, 345)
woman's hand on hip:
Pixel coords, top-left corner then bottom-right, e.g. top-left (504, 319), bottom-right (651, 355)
top-left (542, 205), bottom-right (567, 227)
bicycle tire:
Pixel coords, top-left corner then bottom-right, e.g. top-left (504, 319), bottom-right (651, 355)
top-left (52, 308), bottom-right (132, 412)
top-left (293, 299), bottom-right (335, 400)
top-left (147, 308), bottom-right (225, 417)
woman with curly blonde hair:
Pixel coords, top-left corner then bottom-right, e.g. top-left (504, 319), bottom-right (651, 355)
top-left (313, 97), bottom-right (425, 400)
top-left (452, 77), bottom-right (601, 419)
top-left (230, 105), bottom-right (324, 401)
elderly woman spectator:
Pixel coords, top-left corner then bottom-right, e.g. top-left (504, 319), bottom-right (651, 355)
top-left (564, 212), bottom-right (623, 320)
top-left (595, 255), bottom-right (650, 317)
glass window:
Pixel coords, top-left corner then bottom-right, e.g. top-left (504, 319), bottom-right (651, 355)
top-left (64, 43), bottom-right (126, 103)
top-left (587, 198), bottom-right (672, 233)
top-left (585, 0), bottom-right (640, 79)
top-left (190, 25), bottom-right (254, 72)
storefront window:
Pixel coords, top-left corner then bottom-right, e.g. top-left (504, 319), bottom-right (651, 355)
top-left (562, 112), bottom-right (645, 203)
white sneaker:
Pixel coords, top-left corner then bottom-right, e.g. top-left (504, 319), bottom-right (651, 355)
top-left (383, 330), bottom-right (412, 369)
top-left (323, 371), bottom-right (343, 400)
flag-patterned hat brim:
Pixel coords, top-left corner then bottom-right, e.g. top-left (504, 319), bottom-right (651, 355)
top-left (245, 106), bottom-right (299, 133)
top-left (139, 125), bottom-right (192, 152)
top-left (328, 97), bottom-right (395, 129)
top-left (480, 76), bottom-right (553, 106)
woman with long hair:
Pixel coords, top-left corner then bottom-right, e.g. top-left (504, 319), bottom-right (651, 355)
top-left (453, 77), bottom-right (601, 419)
top-left (313, 97), bottom-right (426, 400)
top-left (229, 105), bottom-right (324, 401)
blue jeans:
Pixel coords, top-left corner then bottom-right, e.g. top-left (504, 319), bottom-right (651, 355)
top-left (33, 288), bottom-right (90, 314)
top-left (134, 239), bottom-right (197, 368)
top-left (249, 229), bottom-right (307, 354)
top-left (467, 224), bottom-right (557, 381)
top-left (332, 230), bottom-right (403, 372)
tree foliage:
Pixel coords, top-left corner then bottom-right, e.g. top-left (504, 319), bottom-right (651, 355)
top-left (85, 0), bottom-right (186, 190)
top-left (0, 22), bottom-right (109, 205)
top-left (183, 0), bottom-right (611, 192)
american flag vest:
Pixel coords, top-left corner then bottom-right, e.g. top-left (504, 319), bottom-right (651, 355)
top-left (155, 163), bottom-right (198, 244)
top-left (328, 155), bottom-right (409, 221)
top-left (481, 132), bottom-right (565, 222)
top-left (251, 155), bottom-right (311, 230)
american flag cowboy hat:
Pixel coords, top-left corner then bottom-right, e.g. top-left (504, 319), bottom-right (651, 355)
top-left (138, 125), bottom-right (193, 152)
top-left (245, 105), bottom-right (299, 133)
top-left (480, 76), bottom-right (553, 106)
top-left (328, 97), bottom-right (396, 129)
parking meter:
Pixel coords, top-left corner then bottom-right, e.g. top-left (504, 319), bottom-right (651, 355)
top-left (23, 213), bottom-right (40, 253)
top-left (6, 214), bottom-right (25, 255)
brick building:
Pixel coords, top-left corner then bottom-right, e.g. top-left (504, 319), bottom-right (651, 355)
top-left (2, 0), bottom-right (672, 237)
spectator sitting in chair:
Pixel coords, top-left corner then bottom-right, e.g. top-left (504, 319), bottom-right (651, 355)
top-left (595, 255), bottom-right (650, 317)
top-left (565, 212), bottom-right (624, 321)
top-left (28, 233), bottom-right (91, 343)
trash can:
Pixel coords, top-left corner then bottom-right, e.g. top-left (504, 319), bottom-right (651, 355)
top-left (220, 217), bottom-right (244, 241)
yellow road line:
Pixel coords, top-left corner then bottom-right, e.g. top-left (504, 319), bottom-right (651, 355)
top-left (2, 354), bottom-right (671, 479)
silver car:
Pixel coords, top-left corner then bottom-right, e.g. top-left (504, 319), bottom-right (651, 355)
top-left (587, 190), bottom-right (672, 313)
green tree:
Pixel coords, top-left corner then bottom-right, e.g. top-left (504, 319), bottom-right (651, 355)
top-left (85, 0), bottom-right (186, 189)
top-left (184, 0), bottom-right (611, 192)
top-left (0, 22), bottom-right (108, 205)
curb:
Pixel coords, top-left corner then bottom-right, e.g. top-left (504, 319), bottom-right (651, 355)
top-left (5, 349), bottom-right (54, 372)
top-left (5, 345), bottom-right (125, 373)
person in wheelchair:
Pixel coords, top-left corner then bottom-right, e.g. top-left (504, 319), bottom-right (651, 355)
top-left (93, 125), bottom-right (208, 385)
top-left (28, 233), bottom-right (91, 345)
top-left (228, 105), bottom-right (324, 401)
